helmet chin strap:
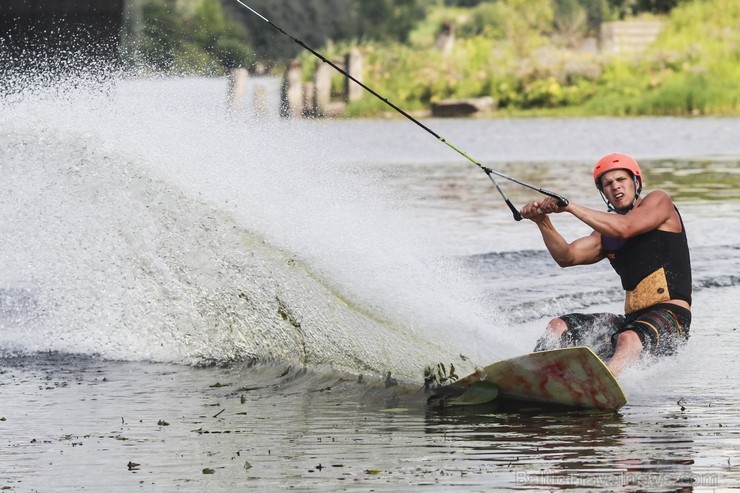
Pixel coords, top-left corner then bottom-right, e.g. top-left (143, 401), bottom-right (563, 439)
top-left (600, 176), bottom-right (642, 214)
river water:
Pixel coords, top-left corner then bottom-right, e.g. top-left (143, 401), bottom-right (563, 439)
top-left (1, 75), bottom-right (739, 491)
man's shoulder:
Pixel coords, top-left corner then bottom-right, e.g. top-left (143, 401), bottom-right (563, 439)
top-left (641, 189), bottom-right (676, 209)
top-left (643, 189), bottom-right (673, 200)
top-left (642, 190), bottom-right (683, 232)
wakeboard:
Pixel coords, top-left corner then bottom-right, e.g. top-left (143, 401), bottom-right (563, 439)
top-left (431, 346), bottom-right (626, 411)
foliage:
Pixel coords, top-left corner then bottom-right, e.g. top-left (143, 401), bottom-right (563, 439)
top-left (226, 0), bottom-right (426, 62)
top-left (553, 0), bottom-right (589, 45)
top-left (355, 0), bottom-right (427, 43)
top-left (343, 42), bottom-right (448, 115)
top-left (231, 0), bottom-right (357, 64)
top-left (632, 0), bottom-right (689, 14)
top-left (455, 3), bottom-right (508, 39)
top-left (134, 0), bottom-right (360, 72)
top-left (584, 0), bottom-right (740, 115)
top-left (452, 0), bottom-right (553, 57)
top-left (132, 0), bottom-right (738, 116)
top-left (135, 0), bottom-right (254, 74)
top-left (338, 0), bottom-right (738, 116)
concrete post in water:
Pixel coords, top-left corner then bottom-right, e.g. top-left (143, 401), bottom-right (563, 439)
top-left (253, 83), bottom-right (269, 119)
top-left (314, 61), bottom-right (335, 116)
top-left (227, 68), bottom-right (249, 110)
top-left (345, 49), bottom-right (363, 103)
top-left (302, 82), bottom-right (316, 117)
top-left (280, 59), bottom-right (303, 118)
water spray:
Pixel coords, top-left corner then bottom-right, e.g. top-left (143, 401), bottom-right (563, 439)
top-left (234, 1), bottom-right (569, 221)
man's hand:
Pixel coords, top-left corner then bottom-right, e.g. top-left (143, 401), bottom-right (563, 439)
top-left (520, 197), bottom-right (564, 222)
top-left (520, 201), bottom-right (546, 222)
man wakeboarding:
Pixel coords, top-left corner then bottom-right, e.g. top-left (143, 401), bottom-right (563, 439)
top-left (520, 153), bottom-right (692, 375)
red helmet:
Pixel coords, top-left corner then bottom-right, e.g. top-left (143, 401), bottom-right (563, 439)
top-left (593, 153), bottom-right (642, 190)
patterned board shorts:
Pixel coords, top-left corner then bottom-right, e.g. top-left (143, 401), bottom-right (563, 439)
top-left (534, 303), bottom-right (691, 361)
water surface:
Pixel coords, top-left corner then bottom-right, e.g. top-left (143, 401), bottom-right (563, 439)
top-left (1, 75), bottom-right (739, 491)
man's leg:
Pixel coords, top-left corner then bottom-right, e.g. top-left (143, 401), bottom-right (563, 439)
top-left (534, 313), bottom-right (622, 361)
top-left (533, 317), bottom-right (569, 351)
top-left (607, 330), bottom-right (643, 375)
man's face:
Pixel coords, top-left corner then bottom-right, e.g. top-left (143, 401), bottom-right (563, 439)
top-left (599, 169), bottom-right (636, 210)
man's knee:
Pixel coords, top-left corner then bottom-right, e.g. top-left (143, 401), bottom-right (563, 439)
top-left (534, 317), bottom-right (569, 352)
top-left (545, 317), bottom-right (568, 338)
top-left (608, 330), bottom-right (644, 375)
top-left (614, 330), bottom-right (643, 352)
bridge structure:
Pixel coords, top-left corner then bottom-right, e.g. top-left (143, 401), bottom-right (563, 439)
top-left (1, 0), bottom-right (135, 73)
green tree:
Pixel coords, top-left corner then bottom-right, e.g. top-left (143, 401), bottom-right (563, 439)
top-left (457, 2), bottom-right (508, 39)
top-left (633, 0), bottom-right (685, 14)
top-left (443, 0), bottom-right (486, 6)
top-left (579, 0), bottom-right (618, 32)
top-left (139, 0), bottom-right (184, 70)
top-left (553, 0), bottom-right (588, 46)
top-left (135, 0), bottom-right (255, 73)
top-left (192, 0), bottom-right (253, 69)
top-left (355, 0), bottom-right (426, 42)
top-left (499, 0), bottom-right (554, 56)
top-left (233, 0), bottom-right (357, 63)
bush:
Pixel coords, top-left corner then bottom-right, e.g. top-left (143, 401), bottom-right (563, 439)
top-left (322, 0), bottom-right (739, 116)
top-left (584, 0), bottom-right (740, 115)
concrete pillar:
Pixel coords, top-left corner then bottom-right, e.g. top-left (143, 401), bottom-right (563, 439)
top-left (121, 0), bottom-right (145, 58)
top-left (227, 68), bottom-right (249, 110)
top-left (253, 83), bottom-right (269, 119)
top-left (280, 59), bottom-right (303, 118)
top-left (302, 82), bottom-right (315, 117)
top-left (436, 22), bottom-right (455, 57)
top-left (345, 49), bottom-right (364, 102)
top-left (600, 21), bottom-right (664, 54)
top-left (313, 61), bottom-right (334, 116)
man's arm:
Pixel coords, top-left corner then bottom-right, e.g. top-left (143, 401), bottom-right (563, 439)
top-left (521, 202), bottom-right (605, 267)
top-left (561, 190), bottom-right (679, 238)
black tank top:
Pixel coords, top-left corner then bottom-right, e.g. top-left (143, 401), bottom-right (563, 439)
top-left (601, 209), bottom-right (692, 305)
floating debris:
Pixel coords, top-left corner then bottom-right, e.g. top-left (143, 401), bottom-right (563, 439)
top-left (210, 382), bottom-right (231, 388)
top-left (677, 397), bottom-right (687, 411)
top-left (423, 362), bottom-right (460, 389)
top-left (384, 372), bottom-right (398, 388)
